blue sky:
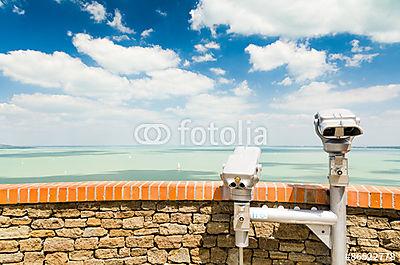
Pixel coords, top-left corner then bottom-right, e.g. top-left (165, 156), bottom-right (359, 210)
top-left (0, 0), bottom-right (400, 146)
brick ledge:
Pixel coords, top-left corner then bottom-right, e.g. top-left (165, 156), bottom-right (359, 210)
top-left (0, 181), bottom-right (399, 210)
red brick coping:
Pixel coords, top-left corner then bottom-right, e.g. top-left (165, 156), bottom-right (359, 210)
top-left (0, 181), bottom-right (399, 210)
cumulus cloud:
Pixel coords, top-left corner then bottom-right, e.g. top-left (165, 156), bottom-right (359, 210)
top-left (12, 5), bottom-right (25, 15)
top-left (0, 50), bottom-right (212, 101)
top-left (11, 93), bottom-right (99, 113)
top-left (130, 68), bottom-right (214, 99)
top-left (217, 77), bottom-right (233, 84)
top-left (192, 53), bottom-right (216, 63)
top-left (233, 81), bottom-right (253, 96)
top-left (7, 93), bottom-right (161, 120)
top-left (0, 93), bottom-right (165, 145)
top-left (190, 0), bottom-right (400, 43)
top-left (107, 9), bottom-right (134, 34)
top-left (112, 35), bottom-right (131, 42)
top-left (156, 9), bottom-right (167, 17)
top-left (271, 82), bottom-right (400, 112)
top-left (245, 40), bottom-right (334, 82)
top-left (210, 67), bottom-right (225, 75)
top-left (72, 33), bottom-right (180, 74)
top-left (277, 77), bottom-right (293, 86)
top-left (141, 28), bottom-right (154, 38)
top-left (194, 41), bottom-right (220, 53)
top-left (192, 42), bottom-right (220, 63)
top-left (350, 39), bottom-right (372, 53)
top-left (0, 50), bottom-right (132, 101)
top-left (329, 40), bottom-right (378, 67)
top-left (167, 93), bottom-right (253, 121)
top-left (83, 1), bottom-right (106, 22)
top-left (330, 53), bottom-right (379, 67)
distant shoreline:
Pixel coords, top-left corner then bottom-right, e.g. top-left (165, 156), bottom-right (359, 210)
top-left (1, 144), bottom-right (400, 149)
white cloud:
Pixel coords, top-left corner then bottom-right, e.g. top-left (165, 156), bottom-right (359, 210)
top-left (0, 93), bottom-right (165, 145)
top-left (130, 68), bottom-right (214, 99)
top-left (0, 50), bottom-right (213, 101)
top-left (194, 44), bottom-right (207, 53)
top-left (209, 67), bottom-right (225, 75)
top-left (205, 41), bottom-right (220, 50)
top-left (7, 93), bottom-right (161, 120)
top-left (112, 35), bottom-right (131, 42)
top-left (0, 1), bottom-right (4, 8)
top-left (67, 31), bottom-right (73, 37)
top-left (190, 0), bottom-right (400, 43)
top-left (277, 77), bottom-right (293, 86)
top-left (12, 5), bottom-right (25, 15)
top-left (330, 53), bottom-right (379, 67)
top-left (167, 93), bottom-right (253, 121)
top-left (359, 109), bottom-right (400, 146)
top-left (0, 102), bottom-right (29, 120)
top-left (192, 41), bottom-right (220, 63)
top-left (328, 39), bottom-right (378, 67)
top-left (345, 53), bottom-right (379, 67)
top-left (350, 39), bottom-right (372, 53)
top-left (233, 81), bottom-right (253, 96)
top-left (0, 50), bottom-right (132, 102)
top-left (72, 33), bottom-right (180, 74)
top-left (338, 80), bottom-right (351, 86)
top-left (182, 60), bottom-right (190, 67)
top-left (141, 28), bottom-right (154, 38)
top-left (194, 41), bottom-right (220, 53)
top-left (245, 40), bottom-right (334, 82)
top-left (192, 53), bottom-right (216, 63)
top-left (11, 93), bottom-right (98, 113)
top-left (344, 53), bottom-right (378, 67)
top-left (156, 9), bottom-right (167, 17)
top-left (271, 82), bottom-right (400, 112)
top-left (107, 9), bottom-right (134, 34)
top-left (217, 77), bottom-right (233, 84)
top-left (83, 1), bottom-right (106, 23)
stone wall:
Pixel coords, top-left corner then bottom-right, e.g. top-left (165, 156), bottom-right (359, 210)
top-left (0, 201), bottom-right (399, 265)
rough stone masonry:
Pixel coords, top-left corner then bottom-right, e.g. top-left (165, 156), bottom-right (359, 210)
top-left (0, 201), bottom-right (399, 264)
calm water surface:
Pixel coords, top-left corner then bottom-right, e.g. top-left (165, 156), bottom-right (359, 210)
top-left (0, 146), bottom-right (399, 186)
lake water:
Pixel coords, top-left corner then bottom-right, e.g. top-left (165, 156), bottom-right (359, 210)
top-left (0, 146), bottom-right (399, 186)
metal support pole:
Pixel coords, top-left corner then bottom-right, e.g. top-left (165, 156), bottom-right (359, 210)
top-left (233, 202), bottom-right (250, 265)
top-left (330, 185), bottom-right (347, 265)
top-left (238, 247), bottom-right (244, 265)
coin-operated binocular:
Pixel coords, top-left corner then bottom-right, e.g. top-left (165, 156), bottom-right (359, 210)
top-left (315, 109), bottom-right (363, 265)
top-left (314, 109), bottom-right (363, 186)
top-left (221, 146), bottom-right (262, 201)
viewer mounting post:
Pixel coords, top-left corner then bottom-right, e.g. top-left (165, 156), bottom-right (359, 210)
top-left (314, 109), bottom-right (363, 265)
top-left (221, 109), bottom-right (363, 265)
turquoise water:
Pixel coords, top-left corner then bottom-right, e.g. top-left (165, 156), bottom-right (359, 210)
top-left (0, 146), bottom-right (399, 186)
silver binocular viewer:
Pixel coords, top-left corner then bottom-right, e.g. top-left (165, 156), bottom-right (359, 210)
top-left (220, 146), bottom-right (262, 201)
top-left (314, 109), bottom-right (363, 154)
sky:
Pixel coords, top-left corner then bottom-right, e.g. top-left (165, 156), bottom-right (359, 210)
top-left (0, 0), bottom-right (400, 146)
